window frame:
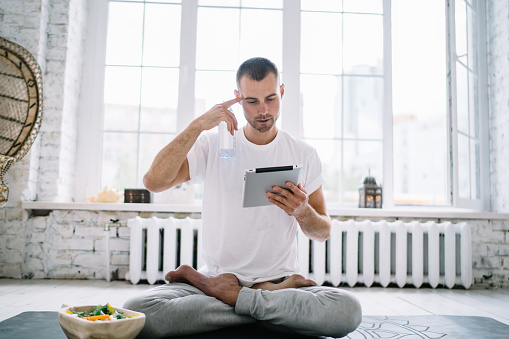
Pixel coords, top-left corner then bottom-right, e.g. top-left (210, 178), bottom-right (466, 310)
top-left (446, 0), bottom-right (490, 210)
top-left (76, 0), bottom-right (490, 211)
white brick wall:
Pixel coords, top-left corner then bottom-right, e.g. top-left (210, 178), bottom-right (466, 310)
top-left (2, 209), bottom-right (508, 286)
top-left (0, 0), bottom-right (88, 278)
top-left (18, 210), bottom-right (139, 280)
top-left (470, 219), bottom-right (509, 287)
top-left (36, 0), bottom-right (87, 202)
top-left (1, 0), bottom-right (86, 205)
top-left (0, 0), bottom-right (508, 286)
top-left (488, 0), bottom-right (509, 213)
top-left (0, 0), bottom-right (49, 204)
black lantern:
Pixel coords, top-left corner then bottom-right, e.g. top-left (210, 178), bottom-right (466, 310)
top-left (359, 171), bottom-right (382, 208)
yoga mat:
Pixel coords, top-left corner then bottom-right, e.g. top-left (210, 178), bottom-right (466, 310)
top-left (345, 315), bottom-right (509, 339)
top-left (0, 312), bottom-right (65, 339)
top-left (1, 312), bottom-right (508, 339)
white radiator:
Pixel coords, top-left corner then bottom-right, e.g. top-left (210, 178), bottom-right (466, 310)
top-left (126, 216), bottom-right (203, 285)
top-left (126, 217), bottom-right (472, 289)
top-left (300, 219), bottom-right (472, 289)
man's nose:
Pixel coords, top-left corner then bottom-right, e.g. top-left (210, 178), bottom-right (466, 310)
top-left (259, 102), bottom-right (269, 114)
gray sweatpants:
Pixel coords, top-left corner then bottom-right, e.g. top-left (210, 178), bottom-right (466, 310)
top-left (123, 283), bottom-right (362, 338)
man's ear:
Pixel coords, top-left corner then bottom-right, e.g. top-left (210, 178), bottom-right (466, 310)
top-left (280, 83), bottom-right (285, 99)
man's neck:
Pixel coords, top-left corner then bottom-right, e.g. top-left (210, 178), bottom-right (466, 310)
top-left (243, 125), bottom-right (278, 145)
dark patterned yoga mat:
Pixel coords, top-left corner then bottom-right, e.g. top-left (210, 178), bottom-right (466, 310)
top-left (1, 312), bottom-right (508, 339)
top-left (344, 315), bottom-right (509, 339)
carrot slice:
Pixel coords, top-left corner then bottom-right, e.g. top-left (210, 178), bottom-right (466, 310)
top-left (84, 314), bottom-right (110, 321)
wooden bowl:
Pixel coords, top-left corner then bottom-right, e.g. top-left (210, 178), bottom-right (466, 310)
top-left (58, 305), bottom-right (145, 339)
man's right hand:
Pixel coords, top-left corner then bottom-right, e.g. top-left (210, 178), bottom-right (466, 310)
top-left (194, 96), bottom-right (243, 136)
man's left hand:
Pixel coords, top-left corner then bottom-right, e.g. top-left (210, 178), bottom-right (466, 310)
top-left (267, 182), bottom-right (309, 218)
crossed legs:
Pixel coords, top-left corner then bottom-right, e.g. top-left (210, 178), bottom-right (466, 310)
top-left (165, 265), bottom-right (318, 305)
top-left (125, 265), bottom-right (362, 338)
top-left (123, 282), bottom-right (255, 338)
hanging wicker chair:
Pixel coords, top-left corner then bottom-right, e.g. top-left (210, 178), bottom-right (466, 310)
top-left (0, 37), bottom-right (44, 207)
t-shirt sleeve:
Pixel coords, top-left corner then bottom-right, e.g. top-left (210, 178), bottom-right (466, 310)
top-left (303, 148), bottom-right (326, 195)
top-left (186, 133), bottom-right (211, 185)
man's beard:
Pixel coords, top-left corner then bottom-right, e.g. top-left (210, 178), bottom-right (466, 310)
top-left (245, 114), bottom-right (278, 133)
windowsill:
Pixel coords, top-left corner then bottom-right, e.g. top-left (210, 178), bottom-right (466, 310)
top-left (21, 201), bottom-right (202, 213)
top-left (20, 201), bottom-right (509, 220)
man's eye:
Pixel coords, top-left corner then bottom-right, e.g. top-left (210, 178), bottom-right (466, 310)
top-left (247, 101), bottom-right (257, 104)
top-left (266, 98), bottom-right (275, 102)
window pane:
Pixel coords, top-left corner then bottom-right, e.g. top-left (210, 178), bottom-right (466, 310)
top-left (301, 0), bottom-right (341, 12)
top-left (301, 12), bottom-right (342, 74)
top-left (196, 8), bottom-right (240, 70)
top-left (301, 74), bottom-right (341, 139)
top-left (458, 133), bottom-right (470, 199)
top-left (343, 76), bottom-right (383, 140)
top-left (140, 68), bottom-right (179, 133)
top-left (343, 14), bottom-right (383, 75)
top-left (103, 66), bottom-right (141, 132)
top-left (106, 2), bottom-right (143, 65)
top-left (240, 9), bottom-right (283, 70)
top-left (143, 3), bottom-right (181, 67)
top-left (469, 72), bottom-right (478, 137)
top-left (456, 0), bottom-right (480, 204)
top-left (150, 0), bottom-right (181, 3)
top-left (101, 132), bottom-right (138, 190)
top-left (392, 0), bottom-right (447, 206)
top-left (343, 141), bottom-right (383, 205)
top-left (393, 117), bottom-right (448, 205)
top-left (139, 133), bottom-right (175, 183)
top-left (467, 4), bottom-right (478, 72)
top-left (456, 63), bottom-right (469, 134)
top-left (194, 71), bottom-right (243, 123)
top-left (343, 0), bottom-right (383, 14)
top-left (455, 0), bottom-right (468, 65)
top-left (305, 139), bottom-right (341, 202)
top-left (241, 0), bottom-right (282, 9)
top-left (199, 0), bottom-right (240, 6)
top-left (471, 139), bottom-right (480, 199)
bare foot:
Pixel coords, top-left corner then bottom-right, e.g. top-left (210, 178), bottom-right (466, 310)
top-left (252, 274), bottom-right (318, 291)
top-left (165, 265), bottom-right (242, 306)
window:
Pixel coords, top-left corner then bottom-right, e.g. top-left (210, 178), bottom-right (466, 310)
top-left (194, 0), bottom-right (283, 130)
top-left (299, 1), bottom-right (384, 205)
top-left (102, 1), bottom-right (182, 193)
top-left (450, 0), bottom-right (489, 210)
top-left (392, 0), bottom-right (448, 205)
top-left (77, 0), bottom-right (490, 210)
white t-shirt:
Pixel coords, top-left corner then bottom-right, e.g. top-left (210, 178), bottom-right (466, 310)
top-left (186, 127), bottom-right (324, 286)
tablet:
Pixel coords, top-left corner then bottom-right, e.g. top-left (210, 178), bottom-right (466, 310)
top-left (242, 165), bottom-right (302, 208)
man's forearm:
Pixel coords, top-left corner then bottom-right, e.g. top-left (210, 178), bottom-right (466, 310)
top-left (144, 97), bottom-right (241, 192)
top-left (144, 120), bottom-right (202, 192)
top-left (296, 205), bottom-right (331, 242)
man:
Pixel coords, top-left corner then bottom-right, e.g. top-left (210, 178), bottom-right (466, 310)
top-left (124, 57), bottom-right (362, 338)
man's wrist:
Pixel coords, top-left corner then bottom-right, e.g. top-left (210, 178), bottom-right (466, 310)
top-left (188, 119), bottom-right (206, 136)
top-left (294, 203), bottom-right (314, 223)
top-left (188, 119), bottom-right (202, 132)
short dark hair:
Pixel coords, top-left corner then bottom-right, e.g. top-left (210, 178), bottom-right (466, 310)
top-left (236, 57), bottom-right (279, 88)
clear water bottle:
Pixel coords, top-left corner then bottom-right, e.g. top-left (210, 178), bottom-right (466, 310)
top-left (218, 121), bottom-right (236, 158)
